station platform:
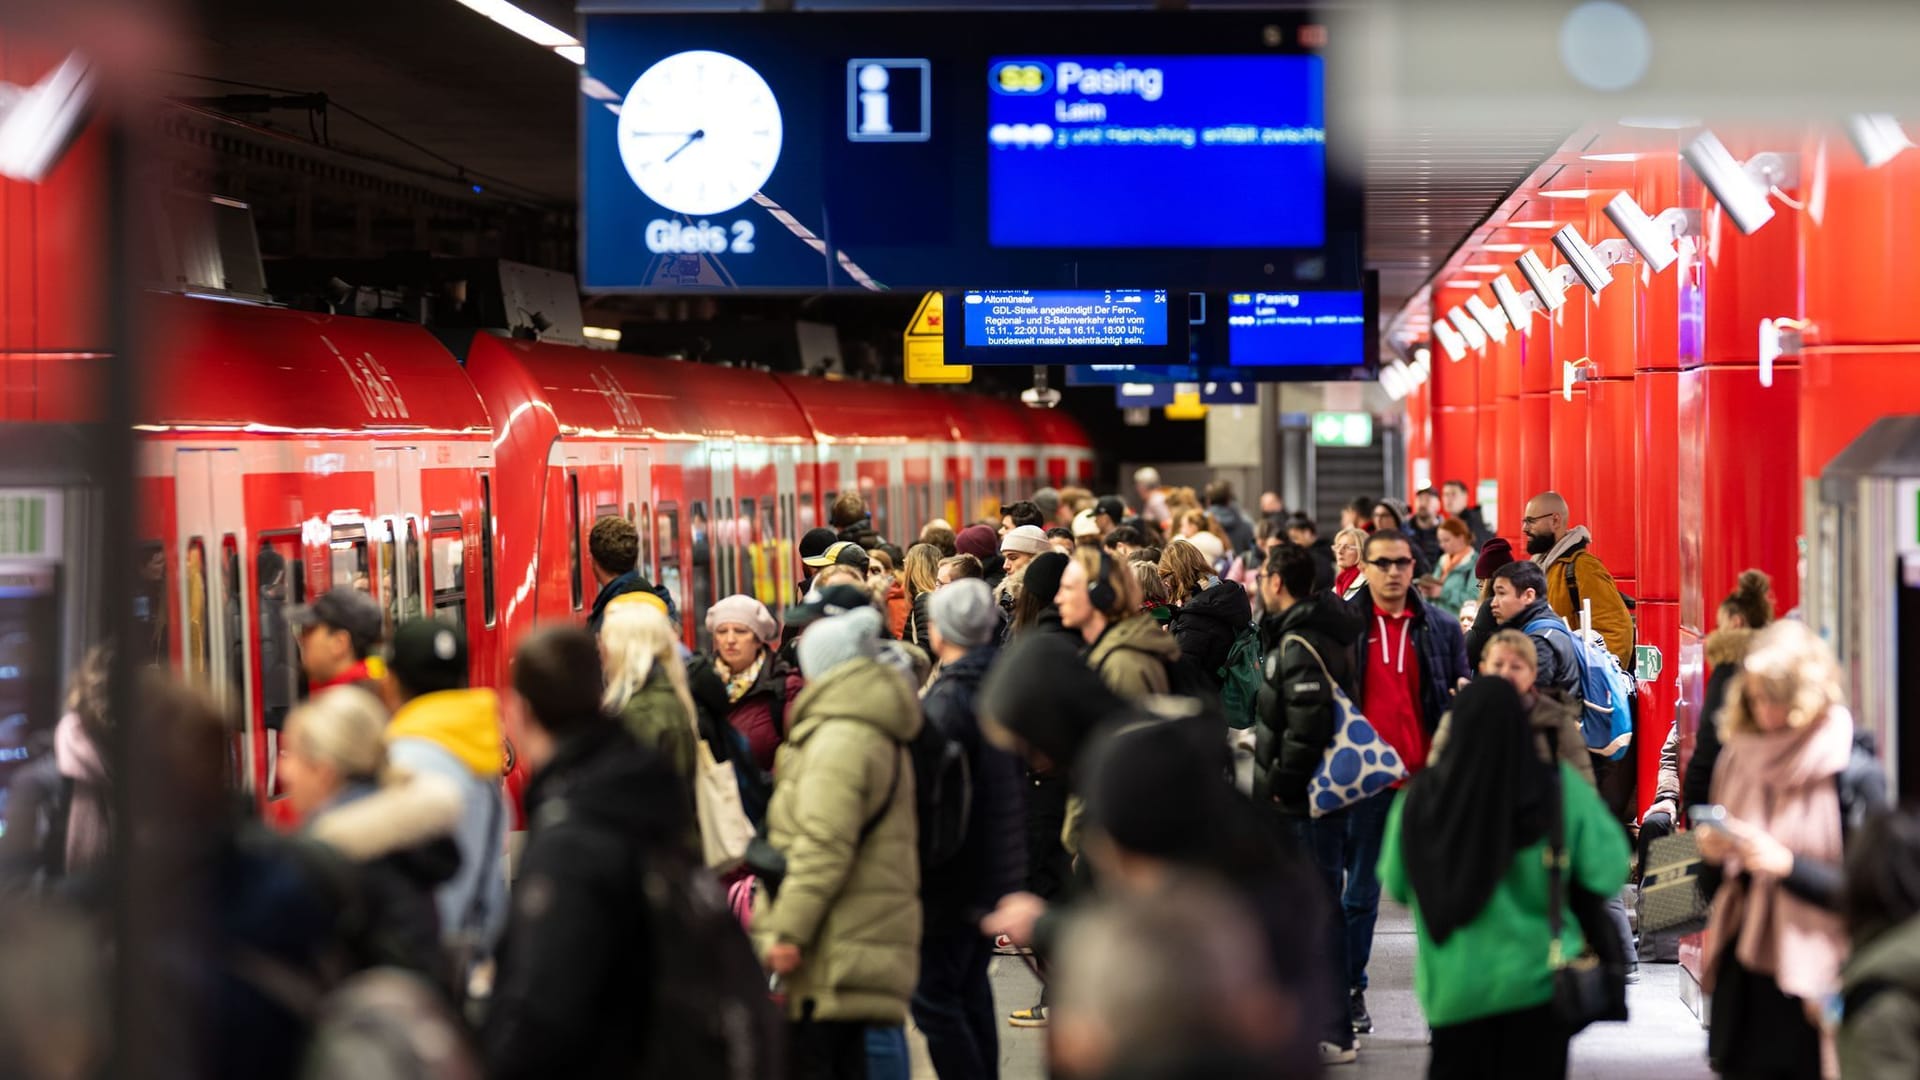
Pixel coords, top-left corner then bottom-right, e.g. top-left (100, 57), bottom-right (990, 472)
top-left (938, 903), bottom-right (1714, 1079)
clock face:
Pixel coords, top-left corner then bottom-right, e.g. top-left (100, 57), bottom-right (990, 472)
top-left (617, 50), bottom-right (784, 217)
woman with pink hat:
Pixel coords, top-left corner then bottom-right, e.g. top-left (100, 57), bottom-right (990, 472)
top-left (700, 595), bottom-right (804, 774)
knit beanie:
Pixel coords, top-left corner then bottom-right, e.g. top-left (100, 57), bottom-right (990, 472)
top-left (706, 595), bottom-right (778, 645)
top-left (1021, 552), bottom-right (1070, 609)
top-left (1476, 537), bottom-right (1515, 580)
top-left (796, 606), bottom-right (884, 679)
top-left (956, 525), bottom-right (998, 562)
top-left (930, 578), bottom-right (998, 649)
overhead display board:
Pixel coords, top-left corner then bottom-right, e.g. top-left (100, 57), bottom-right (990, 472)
top-left (580, 11), bottom-right (1359, 292)
top-left (1225, 290), bottom-right (1368, 367)
top-left (951, 288), bottom-right (1186, 363)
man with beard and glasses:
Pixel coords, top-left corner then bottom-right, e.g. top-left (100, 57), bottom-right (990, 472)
top-left (1519, 491), bottom-right (1634, 671)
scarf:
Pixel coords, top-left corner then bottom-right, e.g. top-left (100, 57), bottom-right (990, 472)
top-left (54, 711), bottom-right (111, 874)
top-left (1533, 525), bottom-right (1592, 570)
top-left (1400, 678), bottom-right (1554, 945)
top-left (1705, 704), bottom-right (1852, 1010)
top-left (717, 650), bottom-right (766, 705)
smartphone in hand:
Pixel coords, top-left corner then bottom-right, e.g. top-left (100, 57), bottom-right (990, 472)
top-left (1688, 804), bottom-right (1728, 829)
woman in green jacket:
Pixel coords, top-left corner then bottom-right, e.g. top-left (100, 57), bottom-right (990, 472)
top-left (1379, 676), bottom-right (1628, 1080)
top-left (1434, 518), bottom-right (1480, 614)
top-left (599, 598), bottom-right (698, 785)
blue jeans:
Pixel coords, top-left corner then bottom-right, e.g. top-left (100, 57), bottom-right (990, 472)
top-left (1342, 788), bottom-right (1396, 992)
top-left (1289, 812), bottom-right (1357, 1048)
top-left (864, 1025), bottom-right (909, 1080)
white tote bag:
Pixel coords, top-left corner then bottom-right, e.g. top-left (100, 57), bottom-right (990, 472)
top-left (692, 724), bottom-right (755, 871)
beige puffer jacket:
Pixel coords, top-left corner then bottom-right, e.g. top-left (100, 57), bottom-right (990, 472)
top-left (752, 656), bottom-right (923, 1022)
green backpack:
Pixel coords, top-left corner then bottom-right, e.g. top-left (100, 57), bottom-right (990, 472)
top-left (1217, 622), bottom-right (1265, 730)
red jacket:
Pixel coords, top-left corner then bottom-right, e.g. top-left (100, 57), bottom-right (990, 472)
top-left (723, 654), bottom-right (805, 774)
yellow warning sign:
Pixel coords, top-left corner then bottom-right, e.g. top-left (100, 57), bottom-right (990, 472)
top-left (904, 292), bottom-right (970, 384)
top-left (1165, 385), bottom-right (1207, 421)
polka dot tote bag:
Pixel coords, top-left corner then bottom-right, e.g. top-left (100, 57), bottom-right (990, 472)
top-left (1281, 634), bottom-right (1409, 818)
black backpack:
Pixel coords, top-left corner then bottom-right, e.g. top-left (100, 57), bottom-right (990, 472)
top-left (907, 723), bottom-right (972, 872)
top-left (633, 850), bottom-right (785, 1079)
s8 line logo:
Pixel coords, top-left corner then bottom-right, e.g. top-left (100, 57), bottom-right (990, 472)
top-left (990, 62), bottom-right (1052, 95)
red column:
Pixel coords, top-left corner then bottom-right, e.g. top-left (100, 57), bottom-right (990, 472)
top-left (1429, 325), bottom-right (1480, 501)
top-left (1542, 259), bottom-right (1590, 531)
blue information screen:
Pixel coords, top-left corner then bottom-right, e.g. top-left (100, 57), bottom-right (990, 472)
top-left (963, 289), bottom-right (1169, 348)
top-left (988, 56), bottom-right (1325, 249)
top-left (1226, 290), bottom-right (1367, 366)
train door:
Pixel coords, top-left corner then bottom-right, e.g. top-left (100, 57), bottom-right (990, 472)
top-left (706, 441), bottom-right (737, 638)
top-left (0, 488), bottom-right (78, 819)
top-left (622, 447), bottom-right (654, 580)
top-left (175, 448), bottom-right (255, 794)
top-left (373, 447), bottom-right (426, 632)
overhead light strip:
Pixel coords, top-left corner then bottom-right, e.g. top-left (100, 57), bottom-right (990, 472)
top-left (453, 0), bottom-right (584, 65)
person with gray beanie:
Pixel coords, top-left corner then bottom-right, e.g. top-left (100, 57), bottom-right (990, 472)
top-left (755, 604), bottom-right (925, 1076)
top-left (914, 579), bottom-right (1026, 1079)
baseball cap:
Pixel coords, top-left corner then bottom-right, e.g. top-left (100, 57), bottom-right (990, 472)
top-left (1094, 495), bottom-right (1127, 521)
top-left (386, 618), bottom-right (469, 696)
top-left (784, 583), bottom-right (876, 630)
top-left (289, 587), bottom-right (385, 657)
top-left (816, 540), bottom-right (869, 569)
top-left (799, 527), bottom-right (840, 568)
top-left (1071, 509), bottom-right (1101, 538)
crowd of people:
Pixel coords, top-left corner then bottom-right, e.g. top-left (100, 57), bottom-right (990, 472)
top-left (0, 470), bottom-right (1904, 1080)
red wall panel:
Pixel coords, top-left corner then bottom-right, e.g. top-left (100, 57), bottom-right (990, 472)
top-left (1802, 135), bottom-right (1920, 346)
top-left (1696, 364), bottom-right (1803, 619)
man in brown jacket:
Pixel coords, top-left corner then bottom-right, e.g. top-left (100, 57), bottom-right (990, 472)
top-left (1522, 491), bottom-right (1634, 669)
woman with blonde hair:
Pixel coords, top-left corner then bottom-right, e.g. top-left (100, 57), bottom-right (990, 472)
top-left (601, 598), bottom-right (700, 784)
top-left (902, 543), bottom-right (942, 652)
top-left (1697, 619), bottom-right (1885, 1079)
top-left (1332, 527), bottom-right (1369, 600)
top-left (279, 686), bottom-right (464, 986)
top-left (1159, 538), bottom-right (1251, 695)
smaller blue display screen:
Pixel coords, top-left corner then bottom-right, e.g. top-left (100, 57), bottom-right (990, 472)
top-left (1225, 290), bottom-right (1367, 366)
top-left (962, 289), bottom-right (1170, 348)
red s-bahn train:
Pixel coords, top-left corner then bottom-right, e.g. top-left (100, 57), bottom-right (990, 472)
top-left (14, 291), bottom-right (1094, 806)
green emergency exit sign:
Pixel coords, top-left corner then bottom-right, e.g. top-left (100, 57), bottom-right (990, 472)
top-left (1313, 412), bottom-right (1373, 448)
top-left (0, 493), bottom-right (50, 557)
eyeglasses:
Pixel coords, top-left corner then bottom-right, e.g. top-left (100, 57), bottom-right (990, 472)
top-left (1520, 513), bottom-right (1558, 527)
top-left (1365, 557), bottom-right (1416, 572)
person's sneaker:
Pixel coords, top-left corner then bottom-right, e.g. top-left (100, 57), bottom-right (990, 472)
top-left (1009, 1005), bottom-right (1049, 1028)
top-left (1349, 989), bottom-right (1373, 1034)
top-left (1318, 1041), bottom-right (1359, 1066)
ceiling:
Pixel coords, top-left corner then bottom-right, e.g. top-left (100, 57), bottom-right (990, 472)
top-left (180, 0), bottom-right (1564, 326)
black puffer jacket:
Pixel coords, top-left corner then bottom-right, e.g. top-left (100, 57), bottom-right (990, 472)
top-left (919, 647), bottom-right (1026, 929)
top-left (1169, 578), bottom-right (1252, 688)
top-left (483, 723), bottom-right (696, 1079)
top-left (905, 589), bottom-right (933, 653)
top-left (1254, 598), bottom-right (1362, 817)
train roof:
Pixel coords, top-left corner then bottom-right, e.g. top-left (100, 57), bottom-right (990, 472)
top-left (143, 294), bottom-right (491, 435)
top-left (467, 334), bottom-right (811, 442)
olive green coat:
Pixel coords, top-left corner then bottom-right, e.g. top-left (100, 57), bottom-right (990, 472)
top-left (1085, 613), bottom-right (1180, 701)
top-left (615, 670), bottom-right (697, 785)
top-left (752, 657), bottom-right (923, 1022)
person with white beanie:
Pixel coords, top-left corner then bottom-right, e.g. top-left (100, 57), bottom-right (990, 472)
top-left (994, 526), bottom-right (1053, 641)
top-left (755, 602), bottom-right (925, 1077)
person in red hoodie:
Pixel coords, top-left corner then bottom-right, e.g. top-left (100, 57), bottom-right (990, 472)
top-left (1338, 530), bottom-right (1469, 1036)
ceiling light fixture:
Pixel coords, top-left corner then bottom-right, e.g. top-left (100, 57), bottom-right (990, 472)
top-left (1537, 189), bottom-right (1598, 199)
top-left (1602, 192), bottom-right (1700, 273)
top-left (1479, 243), bottom-right (1529, 253)
top-left (1460, 263), bottom-right (1503, 273)
top-left (1581, 152), bottom-right (1642, 162)
top-left (1491, 274), bottom-right (1545, 332)
top-left (1846, 114), bottom-right (1913, 169)
top-left (1503, 219), bottom-right (1563, 230)
top-left (1447, 306), bottom-right (1489, 352)
top-left (1517, 250), bottom-right (1574, 313)
top-left (454, 0), bottom-right (584, 65)
top-left (1681, 130), bottom-right (1798, 235)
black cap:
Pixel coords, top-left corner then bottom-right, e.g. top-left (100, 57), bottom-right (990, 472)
top-left (1094, 495), bottom-right (1127, 521)
top-left (289, 588), bottom-right (384, 659)
top-left (799, 527), bottom-right (839, 567)
top-left (387, 618), bottom-right (469, 696)
top-left (783, 583), bottom-right (874, 629)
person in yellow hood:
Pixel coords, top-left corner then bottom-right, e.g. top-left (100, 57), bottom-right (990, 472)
top-left (382, 618), bottom-right (509, 983)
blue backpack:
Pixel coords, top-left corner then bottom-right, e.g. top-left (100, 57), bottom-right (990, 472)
top-left (1524, 616), bottom-right (1634, 760)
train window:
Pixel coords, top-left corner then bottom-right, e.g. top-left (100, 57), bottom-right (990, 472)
top-left (184, 538), bottom-right (210, 686)
top-left (330, 524), bottom-right (369, 594)
top-left (597, 503), bottom-right (619, 520)
top-left (220, 537), bottom-right (246, 706)
top-left (567, 472), bottom-right (584, 611)
top-left (721, 497), bottom-right (736, 599)
top-left (480, 475), bottom-right (496, 626)
top-left (256, 534), bottom-right (302, 730)
top-left (378, 524), bottom-right (399, 635)
top-left (688, 501), bottom-right (712, 622)
top-left (134, 540), bottom-right (169, 666)
top-left (403, 520), bottom-right (423, 623)
top-left (655, 503), bottom-right (682, 622)
top-left (429, 514), bottom-right (467, 636)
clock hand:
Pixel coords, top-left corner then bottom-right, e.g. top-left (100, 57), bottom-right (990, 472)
top-left (663, 128), bottom-right (706, 164)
